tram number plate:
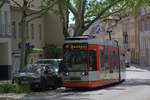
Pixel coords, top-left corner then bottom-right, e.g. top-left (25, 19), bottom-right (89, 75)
top-left (64, 43), bottom-right (88, 49)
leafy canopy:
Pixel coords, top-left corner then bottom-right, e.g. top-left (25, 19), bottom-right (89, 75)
top-left (41, 0), bottom-right (150, 36)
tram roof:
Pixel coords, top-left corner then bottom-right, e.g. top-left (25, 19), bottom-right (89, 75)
top-left (65, 36), bottom-right (118, 47)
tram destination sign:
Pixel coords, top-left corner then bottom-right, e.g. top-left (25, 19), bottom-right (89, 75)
top-left (64, 43), bottom-right (88, 49)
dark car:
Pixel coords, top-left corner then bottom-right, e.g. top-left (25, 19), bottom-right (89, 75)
top-left (31, 65), bottom-right (62, 90)
top-left (13, 59), bottom-right (63, 90)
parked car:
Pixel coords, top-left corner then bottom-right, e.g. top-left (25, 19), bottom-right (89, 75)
top-left (13, 59), bottom-right (63, 90)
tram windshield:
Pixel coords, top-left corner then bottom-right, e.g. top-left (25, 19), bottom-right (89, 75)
top-left (64, 50), bottom-right (88, 72)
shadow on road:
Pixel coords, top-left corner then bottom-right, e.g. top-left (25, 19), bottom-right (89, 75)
top-left (63, 79), bottom-right (150, 92)
top-left (106, 79), bottom-right (150, 91)
top-left (63, 81), bottom-right (126, 93)
top-left (131, 64), bottom-right (150, 72)
top-left (18, 79), bottom-right (150, 100)
top-left (122, 79), bottom-right (150, 86)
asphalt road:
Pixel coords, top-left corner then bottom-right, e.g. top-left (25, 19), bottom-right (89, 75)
top-left (1, 65), bottom-right (150, 100)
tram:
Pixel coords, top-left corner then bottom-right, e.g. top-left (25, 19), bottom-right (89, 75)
top-left (62, 36), bottom-right (126, 88)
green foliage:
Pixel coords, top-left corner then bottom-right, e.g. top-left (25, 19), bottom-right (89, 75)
top-left (40, 0), bottom-right (150, 36)
top-left (43, 44), bottom-right (63, 59)
top-left (0, 0), bottom-right (7, 8)
top-left (16, 84), bottom-right (32, 93)
top-left (0, 84), bottom-right (16, 93)
top-left (21, 66), bottom-right (29, 72)
top-left (55, 48), bottom-right (63, 59)
top-left (0, 84), bottom-right (32, 93)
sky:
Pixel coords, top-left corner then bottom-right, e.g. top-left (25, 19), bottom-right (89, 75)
top-left (69, 12), bottom-right (74, 24)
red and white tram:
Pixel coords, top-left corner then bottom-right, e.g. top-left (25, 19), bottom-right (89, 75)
top-left (62, 36), bottom-right (126, 88)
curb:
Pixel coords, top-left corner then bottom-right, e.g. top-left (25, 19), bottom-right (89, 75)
top-left (0, 93), bottom-right (26, 100)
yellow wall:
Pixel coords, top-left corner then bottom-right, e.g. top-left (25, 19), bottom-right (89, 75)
top-left (11, 0), bottom-right (64, 50)
top-left (44, 12), bottom-right (64, 48)
top-left (106, 17), bottom-right (140, 64)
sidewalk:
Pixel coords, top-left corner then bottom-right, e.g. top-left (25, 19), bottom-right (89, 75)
top-left (0, 93), bottom-right (26, 100)
top-left (0, 80), bottom-right (11, 84)
top-left (0, 80), bottom-right (27, 100)
top-left (126, 64), bottom-right (150, 72)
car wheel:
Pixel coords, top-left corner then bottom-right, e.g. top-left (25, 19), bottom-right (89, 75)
top-left (57, 77), bottom-right (62, 87)
top-left (40, 79), bottom-right (47, 91)
top-left (52, 86), bottom-right (57, 89)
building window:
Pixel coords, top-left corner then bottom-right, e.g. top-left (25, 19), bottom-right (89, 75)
top-left (100, 50), bottom-right (104, 71)
top-left (104, 47), bottom-right (109, 70)
top-left (89, 50), bottom-right (97, 71)
top-left (0, 11), bottom-right (2, 33)
top-left (18, 22), bottom-right (22, 38)
top-left (12, 21), bottom-right (16, 38)
top-left (113, 51), bottom-right (119, 69)
top-left (31, 24), bottom-right (34, 39)
top-left (0, 11), bottom-right (1, 24)
top-left (146, 21), bottom-right (150, 31)
top-left (26, 23), bottom-right (29, 39)
top-left (142, 40), bottom-right (144, 49)
top-left (148, 40), bottom-right (150, 49)
top-left (39, 24), bottom-right (42, 40)
top-left (123, 32), bottom-right (128, 44)
top-left (4, 11), bottom-right (8, 33)
top-left (141, 21), bottom-right (144, 32)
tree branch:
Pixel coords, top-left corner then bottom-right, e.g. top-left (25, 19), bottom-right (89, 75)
top-left (57, 0), bottom-right (65, 21)
top-left (68, 1), bottom-right (78, 17)
top-left (81, 0), bottom-right (87, 28)
top-left (56, 0), bottom-right (69, 37)
top-left (85, 0), bottom-right (122, 30)
top-left (27, 0), bottom-right (33, 7)
top-left (0, 0), bottom-right (7, 8)
top-left (11, 0), bottom-right (22, 8)
top-left (100, 3), bottom-right (127, 21)
top-left (26, 0), bottom-right (56, 17)
top-left (84, 3), bottom-right (127, 32)
top-left (26, 8), bottom-right (49, 22)
top-left (26, 15), bottom-right (43, 22)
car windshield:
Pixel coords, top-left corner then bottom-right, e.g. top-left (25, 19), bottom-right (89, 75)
top-left (29, 66), bottom-right (44, 74)
top-left (37, 60), bottom-right (58, 67)
top-left (23, 59), bottom-right (62, 74)
top-left (64, 50), bottom-right (88, 72)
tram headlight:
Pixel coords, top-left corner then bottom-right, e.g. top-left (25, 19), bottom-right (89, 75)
top-left (81, 72), bottom-right (85, 76)
top-left (81, 72), bottom-right (88, 76)
top-left (64, 72), bottom-right (69, 76)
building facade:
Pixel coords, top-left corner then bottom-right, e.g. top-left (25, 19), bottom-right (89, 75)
top-left (10, 0), bottom-right (64, 75)
top-left (0, 1), bottom-right (12, 80)
top-left (138, 7), bottom-right (150, 66)
top-left (106, 16), bottom-right (140, 65)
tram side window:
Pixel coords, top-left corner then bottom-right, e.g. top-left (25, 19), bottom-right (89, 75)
top-left (89, 50), bottom-right (97, 70)
top-left (99, 50), bottom-right (104, 71)
top-left (113, 51), bottom-right (119, 69)
top-left (104, 48), bottom-right (109, 70)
